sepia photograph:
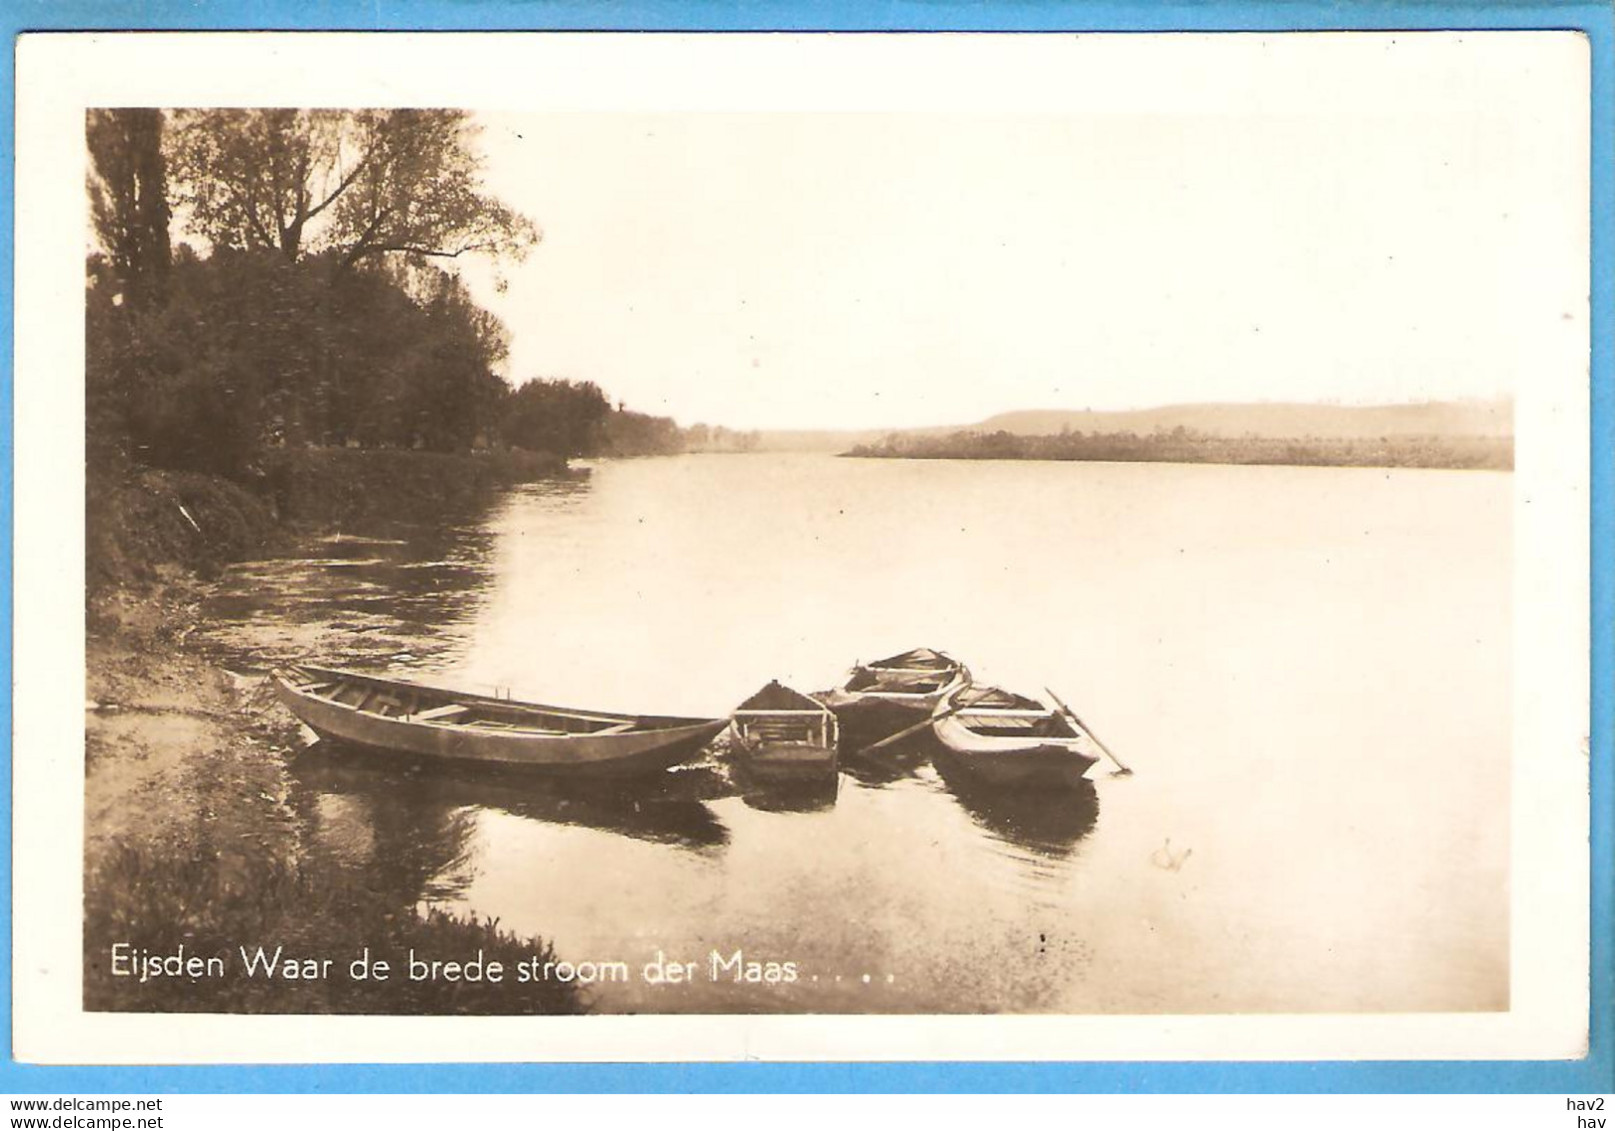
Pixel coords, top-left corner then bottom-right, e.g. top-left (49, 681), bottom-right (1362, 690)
top-left (10, 29), bottom-right (1593, 1061)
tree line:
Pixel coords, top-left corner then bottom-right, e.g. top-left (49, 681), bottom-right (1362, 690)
top-left (87, 108), bottom-right (732, 479)
top-left (846, 427), bottom-right (1513, 471)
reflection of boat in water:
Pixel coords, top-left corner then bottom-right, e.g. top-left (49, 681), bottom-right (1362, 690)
top-left (294, 741), bottom-right (731, 851)
top-left (273, 664), bottom-right (727, 776)
top-left (821, 648), bottom-right (970, 728)
top-left (931, 686), bottom-right (1101, 787)
top-left (732, 766), bottom-right (840, 814)
top-left (729, 681), bottom-right (839, 780)
top-left (836, 729), bottom-right (935, 786)
top-left (930, 748), bottom-right (1100, 858)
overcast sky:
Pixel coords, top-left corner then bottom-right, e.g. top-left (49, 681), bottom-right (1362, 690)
top-left (449, 35), bottom-right (1585, 432)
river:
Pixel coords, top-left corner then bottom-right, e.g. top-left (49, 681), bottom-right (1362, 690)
top-left (200, 453), bottom-right (1511, 1014)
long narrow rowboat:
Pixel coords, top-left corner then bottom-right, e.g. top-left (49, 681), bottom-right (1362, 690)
top-left (820, 648), bottom-right (971, 720)
top-left (729, 681), bottom-right (839, 779)
top-left (931, 685), bottom-right (1101, 787)
top-left (272, 664), bottom-right (728, 776)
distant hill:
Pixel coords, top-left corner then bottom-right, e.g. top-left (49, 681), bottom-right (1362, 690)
top-left (969, 399), bottom-right (1513, 441)
top-left (754, 398), bottom-right (1512, 451)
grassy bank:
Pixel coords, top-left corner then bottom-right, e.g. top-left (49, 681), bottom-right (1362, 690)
top-left (84, 447), bottom-right (587, 1014)
top-left (86, 838), bottom-right (586, 1014)
top-left (87, 445), bottom-right (568, 593)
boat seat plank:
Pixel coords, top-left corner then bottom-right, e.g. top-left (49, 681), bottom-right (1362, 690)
top-left (358, 689), bottom-right (398, 713)
top-left (465, 719), bottom-right (569, 736)
top-left (539, 712), bottom-right (636, 726)
top-left (415, 704), bottom-right (471, 722)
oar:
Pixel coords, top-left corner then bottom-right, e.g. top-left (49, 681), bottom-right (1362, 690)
top-left (855, 701), bottom-right (968, 756)
top-left (1044, 686), bottom-right (1132, 776)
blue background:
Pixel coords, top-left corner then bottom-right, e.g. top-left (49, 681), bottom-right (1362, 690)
top-left (2, 0), bottom-right (1608, 1094)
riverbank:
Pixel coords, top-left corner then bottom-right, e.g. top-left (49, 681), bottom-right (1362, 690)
top-left (84, 448), bottom-right (586, 1014)
top-left (88, 446), bottom-right (570, 594)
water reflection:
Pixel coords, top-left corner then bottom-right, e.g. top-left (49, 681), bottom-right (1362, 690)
top-left (837, 721), bottom-right (1102, 859)
top-left (293, 742), bottom-right (731, 854)
top-left (289, 755), bottom-right (482, 906)
top-left (734, 771), bottom-right (840, 814)
top-left (836, 731), bottom-right (936, 787)
top-left (930, 746), bottom-right (1101, 859)
top-left (200, 475), bottom-right (594, 676)
top-left (201, 526), bottom-right (498, 673)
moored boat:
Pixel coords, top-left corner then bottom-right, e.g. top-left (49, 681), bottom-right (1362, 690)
top-left (729, 680), bottom-right (839, 780)
top-left (272, 664), bottom-right (728, 776)
top-left (931, 685), bottom-right (1101, 788)
top-left (820, 648), bottom-right (971, 725)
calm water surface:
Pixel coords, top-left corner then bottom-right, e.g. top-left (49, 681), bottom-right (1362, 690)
top-left (202, 454), bottom-right (1510, 1013)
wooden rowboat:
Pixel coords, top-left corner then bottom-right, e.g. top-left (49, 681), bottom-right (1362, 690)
top-left (729, 681), bottom-right (839, 779)
top-left (930, 685), bottom-right (1101, 787)
top-left (272, 664), bottom-right (728, 776)
top-left (820, 648), bottom-right (971, 721)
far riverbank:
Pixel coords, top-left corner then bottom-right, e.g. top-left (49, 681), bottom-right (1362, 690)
top-left (843, 431), bottom-right (1512, 471)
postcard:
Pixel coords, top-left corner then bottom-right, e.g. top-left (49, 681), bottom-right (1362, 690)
top-left (10, 29), bottom-right (1592, 1063)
